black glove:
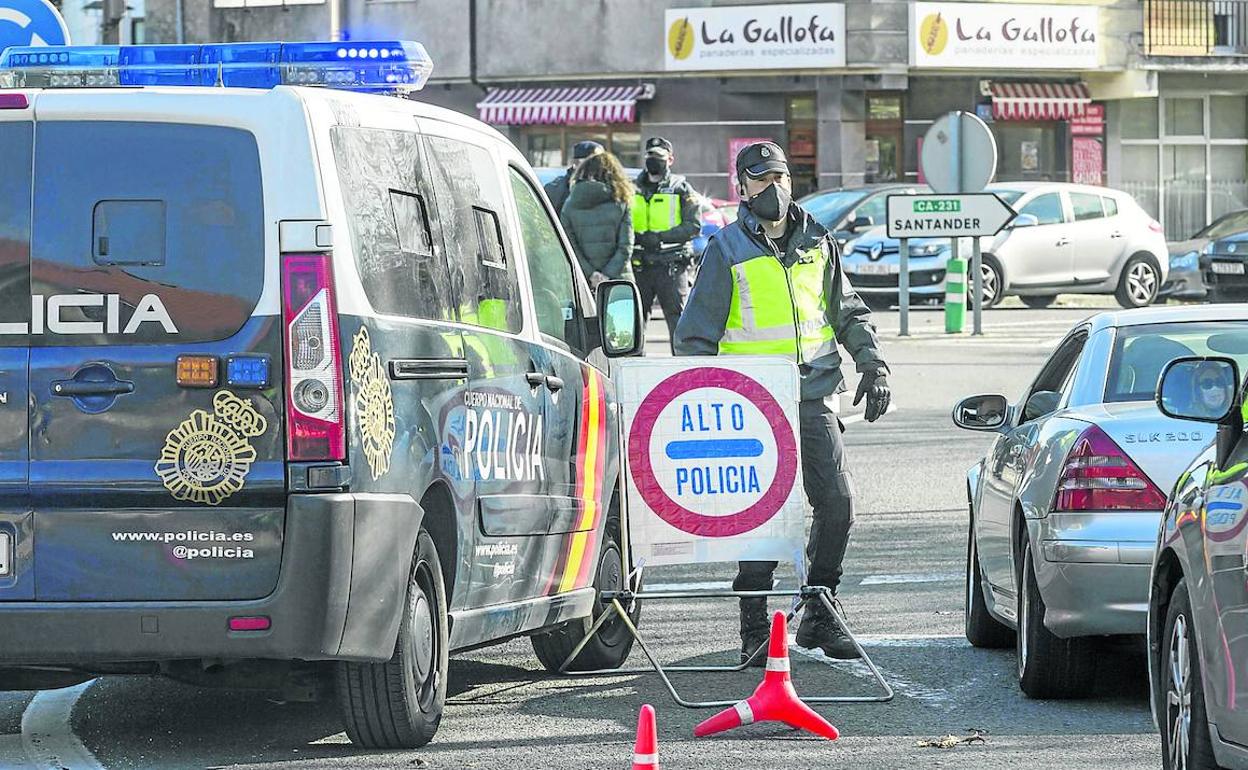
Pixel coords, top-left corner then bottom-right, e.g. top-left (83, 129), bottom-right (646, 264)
top-left (636, 232), bottom-right (661, 252)
top-left (853, 372), bottom-right (891, 422)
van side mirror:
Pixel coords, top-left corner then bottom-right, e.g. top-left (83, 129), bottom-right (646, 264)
top-left (1157, 356), bottom-right (1239, 423)
top-left (597, 280), bottom-right (644, 357)
top-left (952, 394), bottom-right (1009, 431)
top-left (1010, 213), bottom-right (1039, 229)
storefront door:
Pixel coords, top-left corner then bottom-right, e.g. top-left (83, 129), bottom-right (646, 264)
top-left (866, 93), bottom-right (904, 183)
top-left (993, 122), bottom-right (1070, 183)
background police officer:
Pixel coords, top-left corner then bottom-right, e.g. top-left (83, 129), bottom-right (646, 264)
top-left (674, 141), bottom-right (891, 664)
top-left (633, 137), bottom-right (701, 354)
top-left (544, 140), bottom-right (604, 213)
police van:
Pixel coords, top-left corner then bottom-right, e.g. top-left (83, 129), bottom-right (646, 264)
top-left (0, 40), bottom-right (644, 748)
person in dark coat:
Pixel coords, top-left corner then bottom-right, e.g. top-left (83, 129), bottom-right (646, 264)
top-left (544, 140), bottom-right (604, 213)
top-left (559, 151), bottom-right (634, 288)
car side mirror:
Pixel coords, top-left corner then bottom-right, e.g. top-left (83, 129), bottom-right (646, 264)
top-left (1022, 390), bottom-right (1062, 422)
top-left (850, 215), bottom-right (874, 232)
top-left (596, 280), bottom-right (644, 357)
top-left (1010, 213), bottom-right (1039, 229)
top-left (1157, 356), bottom-right (1240, 423)
top-left (953, 394), bottom-right (1010, 431)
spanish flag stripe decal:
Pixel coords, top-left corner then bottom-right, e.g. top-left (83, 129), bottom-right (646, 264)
top-left (558, 368), bottom-right (604, 593)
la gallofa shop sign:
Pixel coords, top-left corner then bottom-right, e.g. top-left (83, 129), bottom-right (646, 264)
top-left (665, 3), bottom-right (846, 72)
top-left (911, 2), bottom-right (1100, 70)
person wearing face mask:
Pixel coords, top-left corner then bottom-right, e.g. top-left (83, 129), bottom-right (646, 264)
top-left (673, 141), bottom-right (891, 664)
top-left (545, 140), bottom-right (604, 214)
top-left (632, 137), bottom-right (702, 354)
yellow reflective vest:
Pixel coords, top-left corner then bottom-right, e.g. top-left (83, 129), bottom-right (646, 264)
top-left (719, 247), bottom-right (836, 362)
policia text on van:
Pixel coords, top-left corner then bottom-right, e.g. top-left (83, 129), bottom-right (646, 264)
top-left (0, 40), bottom-right (648, 750)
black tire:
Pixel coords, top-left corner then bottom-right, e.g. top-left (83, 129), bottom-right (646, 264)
top-left (337, 529), bottom-right (448, 749)
top-left (965, 522), bottom-right (1013, 648)
top-left (1016, 543), bottom-right (1096, 699)
top-left (1160, 579), bottom-right (1224, 770)
top-left (532, 529), bottom-right (638, 672)
top-left (1116, 254), bottom-right (1162, 308)
top-left (1020, 295), bottom-right (1056, 309)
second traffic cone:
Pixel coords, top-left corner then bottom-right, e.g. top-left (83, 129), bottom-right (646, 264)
top-left (694, 611), bottom-right (839, 741)
top-left (632, 704), bottom-right (659, 769)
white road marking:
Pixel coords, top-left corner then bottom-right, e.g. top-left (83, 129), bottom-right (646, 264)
top-left (21, 680), bottom-right (104, 770)
top-left (858, 572), bottom-right (960, 586)
top-left (643, 581), bottom-right (732, 593)
top-left (0, 733), bottom-right (29, 768)
top-left (840, 402), bottom-right (898, 426)
top-left (789, 642), bottom-right (955, 708)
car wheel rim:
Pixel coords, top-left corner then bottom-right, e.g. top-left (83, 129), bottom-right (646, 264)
top-left (1129, 263), bottom-right (1157, 305)
top-left (1167, 613), bottom-right (1192, 770)
top-left (980, 265), bottom-right (999, 305)
top-left (1018, 555), bottom-right (1030, 678)
top-left (410, 560), bottom-right (440, 710)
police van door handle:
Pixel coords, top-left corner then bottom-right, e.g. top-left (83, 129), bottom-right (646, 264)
top-left (525, 372), bottom-right (547, 388)
top-left (51, 379), bottom-right (134, 397)
top-left (544, 375), bottom-right (564, 392)
top-left (389, 359), bottom-right (469, 381)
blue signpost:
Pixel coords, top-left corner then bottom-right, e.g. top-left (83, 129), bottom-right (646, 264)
top-left (0, 0), bottom-right (70, 56)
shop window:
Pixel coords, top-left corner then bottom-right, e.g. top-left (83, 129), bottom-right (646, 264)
top-left (521, 126), bottom-right (641, 172)
top-left (866, 92), bottom-right (904, 184)
top-left (1020, 193), bottom-right (1064, 226)
top-left (1165, 98), bottom-right (1204, 137)
top-left (1121, 98), bottom-right (1159, 140)
top-left (1163, 145), bottom-right (1207, 240)
top-left (868, 95), bottom-right (902, 122)
top-left (1211, 145), bottom-right (1248, 220)
top-left (1211, 96), bottom-right (1247, 140)
top-left (1120, 145), bottom-right (1160, 220)
top-left (1070, 193), bottom-right (1105, 221)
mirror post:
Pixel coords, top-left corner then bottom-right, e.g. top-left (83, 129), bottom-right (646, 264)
top-left (899, 237), bottom-right (909, 337)
top-left (972, 238), bottom-right (983, 336)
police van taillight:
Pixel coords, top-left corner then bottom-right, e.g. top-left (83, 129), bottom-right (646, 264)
top-left (281, 254), bottom-right (345, 462)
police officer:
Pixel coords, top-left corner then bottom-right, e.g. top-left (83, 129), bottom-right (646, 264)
top-left (544, 140), bottom-right (604, 213)
top-left (673, 141), bottom-right (891, 663)
top-left (633, 137), bottom-right (701, 354)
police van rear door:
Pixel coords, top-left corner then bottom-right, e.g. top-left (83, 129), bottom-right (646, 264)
top-left (25, 91), bottom-right (293, 601)
top-left (0, 101), bottom-right (32, 600)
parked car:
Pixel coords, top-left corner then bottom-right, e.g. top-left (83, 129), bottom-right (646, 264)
top-left (954, 305), bottom-right (1248, 699)
top-left (1162, 209), bottom-right (1248, 302)
top-left (1199, 211), bottom-right (1248, 303)
top-left (691, 195), bottom-right (733, 257)
top-left (1148, 354), bottom-right (1248, 770)
top-left (799, 184), bottom-right (927, 250)
top-left (845, 183), bottom-right (1168, 309)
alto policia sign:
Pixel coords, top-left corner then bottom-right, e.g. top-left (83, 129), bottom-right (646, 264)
top-left (886, 194), bottom-right (1016, 239)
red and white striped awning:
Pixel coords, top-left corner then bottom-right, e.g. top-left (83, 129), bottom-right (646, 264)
top-left (477, 85), bottom-right (646, 126)
top-left (990, 82), bottom-right (1091, 121)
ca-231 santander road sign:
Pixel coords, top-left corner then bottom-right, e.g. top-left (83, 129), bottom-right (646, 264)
top-left (886, 193), bottom-right (1016, 239)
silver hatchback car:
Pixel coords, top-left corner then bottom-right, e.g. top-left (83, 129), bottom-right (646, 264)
top-left (954, 305), bottom-right (1248, 699)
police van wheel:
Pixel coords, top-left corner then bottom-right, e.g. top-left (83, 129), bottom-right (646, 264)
top-left (336, 529), bottom-right (448, 749)
top-left (532, 528), bottom-right (639, 672)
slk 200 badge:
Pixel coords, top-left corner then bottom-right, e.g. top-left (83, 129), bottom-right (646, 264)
top-left (155, 391), bottom-right (268, 506)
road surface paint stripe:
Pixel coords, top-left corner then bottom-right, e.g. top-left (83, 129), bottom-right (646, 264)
top-left (21, 680), bottom-right (103, 770)
top-left (858, 572), bottom-right (960, 585)
top-left (840, 402), bottom-right (898, 426)
top-left (0, 733), bottom-right (28, 768)
top-left (789, 644), bottom-right (954, 707)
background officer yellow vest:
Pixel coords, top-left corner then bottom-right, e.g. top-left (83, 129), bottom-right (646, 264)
top-left (632, 192), bottom-right (682, 234)
top-left (720, 247), bottom-right (836, 362)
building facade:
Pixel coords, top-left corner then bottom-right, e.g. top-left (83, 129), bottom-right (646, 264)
top-left (136, 0), bottom-right (1248, 237)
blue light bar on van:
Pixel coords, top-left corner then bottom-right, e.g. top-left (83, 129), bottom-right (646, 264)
top-left (0, 40), bottom-right (433, 92)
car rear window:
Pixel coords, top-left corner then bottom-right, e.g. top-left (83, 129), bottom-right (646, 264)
top-left (1106, 321), bottom-right (1248, 402)
top-left (31, 122), bottom-right (264, 344)
top-left (0, 122), bottom-right (32, 346)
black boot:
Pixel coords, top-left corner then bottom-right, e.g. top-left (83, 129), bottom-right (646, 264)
top-left (795, 598), bottom-right (860, 660)
top-left (739, 598), bottom-right (769, 667)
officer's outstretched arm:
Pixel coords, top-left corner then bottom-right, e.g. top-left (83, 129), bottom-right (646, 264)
top-left (673, 239), bottom-right (731, 356)
top-left (826, 242), bottom-right (889, 375)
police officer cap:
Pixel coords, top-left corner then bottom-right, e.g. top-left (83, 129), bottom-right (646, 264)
top-left (572, 140), bottom-right (604, 160)
top-left (645, 136), bottom-right (674, 159)
top-left (736, 141), bottom-right (789, 178)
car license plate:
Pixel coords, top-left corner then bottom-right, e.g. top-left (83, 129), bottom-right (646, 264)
top-left (1212, 261), bottom-right (1245, 275)
top-left (855, 263), bottom-right (895, 276)
top-left (0, 532), bottom-right (9, 576)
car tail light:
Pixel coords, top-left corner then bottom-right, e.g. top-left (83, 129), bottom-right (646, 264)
top-left (0, 93), bottom-right (28, 109)
top-left (281, 254), bottom-right (345, 462)
top-left (1148, 220), bottom-right (1164, 234)
top-left (1054, 425), bottom-right (1166, 511)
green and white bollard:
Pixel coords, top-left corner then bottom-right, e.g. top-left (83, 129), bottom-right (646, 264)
top-left (945, 257), bottom-right (967, 334)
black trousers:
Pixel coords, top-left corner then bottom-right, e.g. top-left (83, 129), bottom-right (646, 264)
top-left (636, 261), bottom-right (691, 355)
top-left (733, 398), bottom-right (855, 595)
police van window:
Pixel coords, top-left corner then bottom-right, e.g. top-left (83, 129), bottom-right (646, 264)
top-left (331, 127), bottom-right (455, 323)
top-left (423, 136), bottom-right (523, 335)
top-left (31, 122), bottom-right (263, 345)
top-left (508, 168), bottom-right (583, 351)
top-left (0, 122), bottom-right (32, 343)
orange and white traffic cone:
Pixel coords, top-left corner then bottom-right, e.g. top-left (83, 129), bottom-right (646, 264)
top-left (694, 611), bottom-right (839, 740)
top-left (632, 703), bottom-right (659, 769)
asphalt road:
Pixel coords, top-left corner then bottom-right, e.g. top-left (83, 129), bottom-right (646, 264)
top-left (0, 297), bottom-right (1167, 769)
